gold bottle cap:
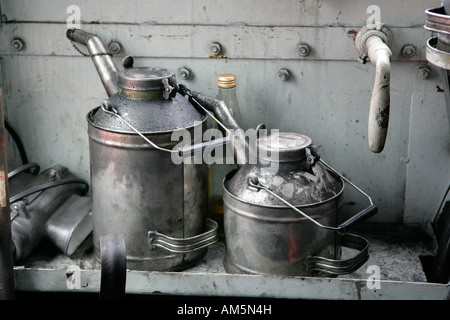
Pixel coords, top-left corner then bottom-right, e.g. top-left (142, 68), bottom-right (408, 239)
top-left (217, 74), bottom-right (236, 88)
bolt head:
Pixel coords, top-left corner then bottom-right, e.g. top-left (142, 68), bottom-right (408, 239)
top-left (108, 41), bottom-right (122, 54)
top-left (210, 42), bottom-right (222, 55)
top-left (402, 45), bottom-right (416, 58)
top-left (277, 69), bottom-right (290, 81)
top-left (297, 44), bottom-right (310, 57)
top-left (11, 38), bottom-right (25, 51)
top-left (418, 65), bottom-right (431, 79)
top-left (178, 67), bottom-right (191, 80)
top-left (49, 169), bottom-right (57, 179)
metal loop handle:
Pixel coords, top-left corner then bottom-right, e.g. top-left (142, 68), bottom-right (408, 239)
top-left (8, 162), bottom-right (40, 179)
top-left (101, 101), bottom-right (177, 154)
top-left (178, 84), bottom-right (231, 135)
top-left (319, 159), bottom-right (374, 206)
top-left (147, 218), bottom-right (218, 254)
top-left (10, 178), bottom-right (89, 204)
top-left (307, 233), bottom-right (369, 275)
top-left (101, 97), bottom-right (231, 159)
top-left (247, 175), bottom-right (340, 232)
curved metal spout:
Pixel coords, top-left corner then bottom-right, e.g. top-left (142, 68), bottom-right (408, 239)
top-left (365, 35), bottom-right (392, 153)
top-left (67, 29), bottom-right (119, 97)
top-left (190, 91), bottom-right (253, 167)
top-left (355, 24), bottom-right (393, 153)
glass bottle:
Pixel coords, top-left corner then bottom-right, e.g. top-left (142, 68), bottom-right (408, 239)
top-left (209, 74), bottom-right (244, 239)
top-left (216, 74), bottom-right (244, 127)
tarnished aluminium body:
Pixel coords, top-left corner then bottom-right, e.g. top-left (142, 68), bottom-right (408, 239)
top-left (88, 100), bottom-right (209, 271)
top-left (68, 29), bottom-right (215, 271)
top-left (223, 166), bottom-right (343, 276)
top-left (223, 132), bottom-right (373, 276)
top-left (90, 135), bottom-right (208, 270)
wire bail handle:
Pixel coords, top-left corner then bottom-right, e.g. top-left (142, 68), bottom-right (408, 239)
top-left (100, 83), bottom-right (232, 158)
top-left (247, 159), bottom-right (378, 235)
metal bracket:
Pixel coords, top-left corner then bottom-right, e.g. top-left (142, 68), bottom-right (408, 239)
top-left (355, 23), bottom-right (393, 58)
top-left (162, 78), bottom-right (174, 100)
top-left (148, 218), bottom-right (218, 254)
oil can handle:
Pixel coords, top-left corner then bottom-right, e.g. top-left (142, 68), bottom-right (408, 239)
top-left (147, 218), bottom-right (218, 254)
top-left (307, 233), bottom-right (369, 275)
top-left (177, 136), bottom-right (231, 158)
top-left (318, 159), bottom-right (378, 234)
top-left (336, 205), bottom-right (378, 235)
top-left (319, 159), bottom-right (374, 205)
top-left (101, 98), bottom-right (230, 160)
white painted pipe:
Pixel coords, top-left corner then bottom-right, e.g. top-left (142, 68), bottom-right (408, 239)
top-left (365, 35), bottom-right (392, 153)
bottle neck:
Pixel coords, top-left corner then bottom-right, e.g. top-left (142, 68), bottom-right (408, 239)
top-left (217, 86), bottom-right (243, 127)
top-left (217, 86), bottom-right (237, 96)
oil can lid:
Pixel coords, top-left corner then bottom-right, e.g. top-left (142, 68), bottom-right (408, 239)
top-left (118, 67), bottom-right (175, 99)
top-left (257, 132), bottom-right (313, 163)
top-left (224, 132), bottom-right (343, 208)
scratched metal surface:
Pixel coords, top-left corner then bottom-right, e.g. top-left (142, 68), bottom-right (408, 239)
top-left (0, 19), bottom-right (448, 225)
top-left (12, 224), bottom-right (449, 299)
top-left (1, 0), bottom-right (449, 299)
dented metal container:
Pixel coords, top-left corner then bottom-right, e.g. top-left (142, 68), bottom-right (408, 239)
top-left (67, 29), bottom-right (218, 271)
top-left (223, 132), bottom-right (377, 276)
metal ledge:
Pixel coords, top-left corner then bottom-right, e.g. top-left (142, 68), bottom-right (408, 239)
top-left (12, 224), bottom-right (450, 300)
